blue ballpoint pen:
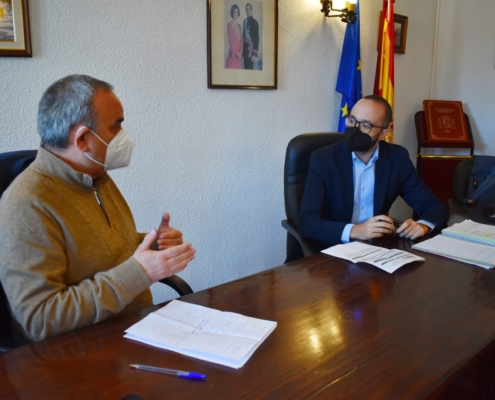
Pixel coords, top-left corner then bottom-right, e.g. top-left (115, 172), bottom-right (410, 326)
top-left (130, 364), bottom-right (206, 380)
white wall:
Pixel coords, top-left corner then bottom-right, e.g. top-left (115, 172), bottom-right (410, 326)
top-left (389, 0), bottom-right (439, 220)
top-left (0, 0), bottom-right (440, 302)
top-left (433, 0), bottom-right (495, 155)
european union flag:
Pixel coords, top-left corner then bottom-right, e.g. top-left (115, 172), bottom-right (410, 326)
top-left (336, 0), bottom-right (362, 132)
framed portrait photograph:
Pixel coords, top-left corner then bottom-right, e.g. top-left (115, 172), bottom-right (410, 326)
top-left (393, 13), bottom-right (408, 54)
top-left (207, 0), bottom-right (278, 89)
top-left (0, 0), bottom-right (32, 57)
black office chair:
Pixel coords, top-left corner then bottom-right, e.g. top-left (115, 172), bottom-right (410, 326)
top-left (282, 133), bottom-right (344, 263)
top-left (0, 150), bottom-right (37, 351)
top-left (0, 150), bottom-right (193, 351)
top-left (452, 156), bottom-right (495, 207)
top-left (452, 158), bottom-right (475, 206)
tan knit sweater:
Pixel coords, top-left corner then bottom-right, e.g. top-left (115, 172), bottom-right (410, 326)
top-left (0, 147), bottom-right (152, 341)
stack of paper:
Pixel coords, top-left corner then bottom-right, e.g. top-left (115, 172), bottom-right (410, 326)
top-left (441, 220), bottom-right (495, 246)
top-left (322, 241), bottom-right (425, 273)
top-left (124, 300), bottom-right (277, 369)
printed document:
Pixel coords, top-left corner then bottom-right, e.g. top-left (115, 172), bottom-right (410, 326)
top-left (124, 300), bottom-right (277, 369)
top-left (322, 241), bottom-right (425, 273)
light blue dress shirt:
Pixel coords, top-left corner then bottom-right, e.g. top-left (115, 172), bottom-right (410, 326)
top-left (341, 147), bottom-right (434, 243)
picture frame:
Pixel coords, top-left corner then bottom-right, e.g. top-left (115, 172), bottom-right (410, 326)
top-left (393, 13), bottom-right (408, 54)
top-left (207, 0), bottom-right (278, 89)
top-left (0, 0), bottom-right (32, 57)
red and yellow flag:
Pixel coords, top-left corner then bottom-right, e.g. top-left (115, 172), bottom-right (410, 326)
top-left (374, 0), bottom-right (394, 142)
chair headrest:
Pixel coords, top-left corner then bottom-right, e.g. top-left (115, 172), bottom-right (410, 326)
top-left (0, 150), bottom-right (37, 196)
top-left (284, 133), bottom-right (343, 179)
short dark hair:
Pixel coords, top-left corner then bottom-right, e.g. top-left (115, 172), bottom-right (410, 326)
top-left (245, 3), bottom-right (252, 11)
top-left (362, 95), bottom-right (393, 127)
top-left (37, 75), bottom-right (113, 149)
top-left (230, 4), bottom-right (240, 18)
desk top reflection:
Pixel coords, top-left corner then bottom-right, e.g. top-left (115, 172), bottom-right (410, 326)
top-left (1, 234), bottom-right (495, 399)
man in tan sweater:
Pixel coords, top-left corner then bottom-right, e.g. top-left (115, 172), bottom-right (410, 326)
top-left (0, 75), bottom-right (196, 341)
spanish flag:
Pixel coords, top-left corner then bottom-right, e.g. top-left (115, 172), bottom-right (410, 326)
top-left (374, 0), bottom-right (394, 142)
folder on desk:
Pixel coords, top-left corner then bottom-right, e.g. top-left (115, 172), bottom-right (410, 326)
top-left (124, 300), bottom-right (277, 369)
top-left (412, 220), bottom-right (495, 269)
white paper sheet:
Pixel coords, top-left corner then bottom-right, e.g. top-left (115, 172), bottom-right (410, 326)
top-left (322, 241), bottom-right (425, 273)
top-left (124, 300), bottom-right (277, 369)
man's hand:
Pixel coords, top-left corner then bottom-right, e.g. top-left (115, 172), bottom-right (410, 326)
top-left (134, 229), bottom-right (195, 283)
top-left (350, 215), bottom-right (395, 241)
top-left (156, 212), bottom-right (183, 250)
top-left (396, 219), bottom-right (430, 240)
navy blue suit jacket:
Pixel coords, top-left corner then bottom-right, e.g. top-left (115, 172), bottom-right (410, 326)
top-left (299, 141), bottom-right (449, 248)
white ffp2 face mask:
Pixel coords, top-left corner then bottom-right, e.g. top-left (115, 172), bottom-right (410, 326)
top-left (84, 128), bottom-right (134, 171)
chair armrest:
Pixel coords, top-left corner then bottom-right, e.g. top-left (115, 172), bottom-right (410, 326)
top-left (158, 275), bottom-right (193, 296)
top-left (0, 337), bottom-right (28, 352)
top-left (281, 219), bottom-right (319, 258)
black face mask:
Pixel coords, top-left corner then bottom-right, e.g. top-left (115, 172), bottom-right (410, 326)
top-left (344, 126), bottom-right (380, 152)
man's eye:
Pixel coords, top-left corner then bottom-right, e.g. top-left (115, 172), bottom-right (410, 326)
top-left (348, 118), bottom-right (356, 124)
top-left (363, 122), bottom-right (372, 130)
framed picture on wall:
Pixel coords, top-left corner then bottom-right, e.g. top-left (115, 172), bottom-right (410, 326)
top-left (393, 13), bottom-right (408, 54)
top-left (207, 0), bottom-right (278, 89)
top-left (0, 0), bottom-right (32, 57)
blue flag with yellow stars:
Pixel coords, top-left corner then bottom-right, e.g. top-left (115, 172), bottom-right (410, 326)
top-left (336, 0), bottom-right (362, 132)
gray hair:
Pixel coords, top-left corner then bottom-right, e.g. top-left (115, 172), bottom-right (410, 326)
top-left (37, 75), bottom-right (114, 148)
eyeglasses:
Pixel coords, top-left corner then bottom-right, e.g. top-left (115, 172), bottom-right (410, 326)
top-left (345, 117), bottom-right (388, 135)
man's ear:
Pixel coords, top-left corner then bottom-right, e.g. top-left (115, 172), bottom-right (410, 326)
top-left (70, 125), bottom-right (92, 152)
top-left (379, 128), bottom-right (390, 140)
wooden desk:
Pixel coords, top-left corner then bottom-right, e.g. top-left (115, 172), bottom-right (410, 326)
top-left (1, 235), bottom-right (495, 399)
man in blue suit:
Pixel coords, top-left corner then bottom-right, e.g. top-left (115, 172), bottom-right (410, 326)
top-left (299, 95), bottom-right (449, 249)
top-left (242, 3), bottom-right (259, 70)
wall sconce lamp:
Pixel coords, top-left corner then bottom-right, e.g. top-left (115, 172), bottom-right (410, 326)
top-left (320, 1), bottom-right (358, 24)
